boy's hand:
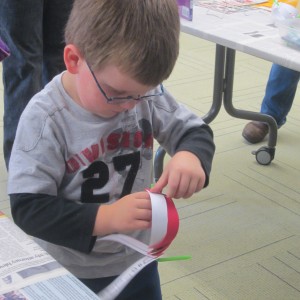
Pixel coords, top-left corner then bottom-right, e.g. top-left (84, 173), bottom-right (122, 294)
top-left (151, 151), bottom-right (206, 199)
top-left (93, 191), bottom-right (152, 236)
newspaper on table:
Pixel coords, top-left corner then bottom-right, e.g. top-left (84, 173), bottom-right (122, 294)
top-left (0, 192), bottom-right (180, 300)
top-left (0, 211), bottom-right (100, 300)
top-left (195, 0), bottom-right (267, 14)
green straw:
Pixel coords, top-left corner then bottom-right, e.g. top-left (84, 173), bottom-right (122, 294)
top-left (157, 255), bottom-right (192, 262)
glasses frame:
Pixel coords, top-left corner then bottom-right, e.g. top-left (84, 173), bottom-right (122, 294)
top-left (87, 63), bottom-right (164, 104)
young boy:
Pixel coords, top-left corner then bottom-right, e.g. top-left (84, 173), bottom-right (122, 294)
top-left (8, 0), bottom-right (215, 299)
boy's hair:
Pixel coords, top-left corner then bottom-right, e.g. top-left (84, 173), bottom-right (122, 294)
top-left (65, 0), bottom-right (180, 86)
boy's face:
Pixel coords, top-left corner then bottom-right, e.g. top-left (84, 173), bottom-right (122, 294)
top-left (74, 63), bottom-right (155, 118)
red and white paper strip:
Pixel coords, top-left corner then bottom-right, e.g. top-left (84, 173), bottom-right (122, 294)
top-left (97, 191), bottom-right (179, 299)
top-left (149, 192), bottom-right (179, 255)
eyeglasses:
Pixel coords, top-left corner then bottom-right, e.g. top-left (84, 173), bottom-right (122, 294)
top-left (87, 63), bottom-right (164, 104)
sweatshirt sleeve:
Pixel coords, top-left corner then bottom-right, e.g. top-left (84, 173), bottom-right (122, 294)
top-left (10, 193), bottom-right (99, 253)
top-left (174, 125), bottom-right (215, 187)
top-left (152, 89), bottom-right (215, 186)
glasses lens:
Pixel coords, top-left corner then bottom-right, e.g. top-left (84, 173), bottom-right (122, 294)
top-left (107, 88), bottom-right (162, 104)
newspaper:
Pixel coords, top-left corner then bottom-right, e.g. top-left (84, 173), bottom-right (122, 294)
top-left (0, 211), bottom-right (99, 300)
top-left (195, 0), bottom-right (267, 14)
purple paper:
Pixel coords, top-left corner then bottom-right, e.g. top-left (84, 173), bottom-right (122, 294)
top-left (177, 0), bottom-right (193, 21)
top-left (0, 38), bottom-right (10, 62)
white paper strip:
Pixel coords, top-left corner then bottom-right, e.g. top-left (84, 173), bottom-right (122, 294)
top-left (148, 192), bottom-right (168, 246)
top-left (97, 256), bottom-right (156, 300)
top-left (97, 234), bottom-right (150, 256)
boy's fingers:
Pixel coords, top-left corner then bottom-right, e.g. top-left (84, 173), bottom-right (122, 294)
top-left (150, 172), bottom-right (168, 193)
top-left (165, 172), bottom-right (180, 198)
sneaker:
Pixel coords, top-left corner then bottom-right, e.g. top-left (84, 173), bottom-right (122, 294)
top-left (242, 121), bottom-right (269, 144)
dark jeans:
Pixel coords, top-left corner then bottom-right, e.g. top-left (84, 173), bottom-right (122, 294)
top-left (79, 261), bottom-right (162, 300)
top-left (0, 0), bottom-right (73, 168)
top-left (261, 64), bottom-right (300, 127)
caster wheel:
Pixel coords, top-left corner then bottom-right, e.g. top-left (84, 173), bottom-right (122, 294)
top-left (252, 146), bottom-right (275, 165)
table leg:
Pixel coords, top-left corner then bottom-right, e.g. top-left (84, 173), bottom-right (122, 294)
top-left (154, 147), bottom-right (166, 182)
top-left (223, 47), bottom-right (277, 164)
top-left (203, 44), bottom-right (226, 124)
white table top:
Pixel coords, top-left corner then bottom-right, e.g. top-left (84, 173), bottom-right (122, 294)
top-left (180, 5), bottom-right (300, 72)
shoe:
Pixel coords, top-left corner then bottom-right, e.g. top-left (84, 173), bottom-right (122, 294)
top-left (242, 121), bottom-right (269, 144)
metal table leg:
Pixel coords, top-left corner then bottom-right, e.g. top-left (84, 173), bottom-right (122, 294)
top-left (154, 147), bottom-right (166, 182)
top-left (223, 47), bottom-right (277, 165)
top-left (202, 44), bottom-right (226, 123)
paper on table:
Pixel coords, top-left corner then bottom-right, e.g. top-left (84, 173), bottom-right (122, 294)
top-left (256, 0), bottom-right (298, 9)
top-left (195, 0), bottom-right (268, 14)
top-left (0, 212), bottom-right (100, 299)
top-left (97, 191), bottom-right (179, 299)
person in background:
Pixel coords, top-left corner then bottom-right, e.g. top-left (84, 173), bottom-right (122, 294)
top-left (0, 0), bottom-right (73, 168)
top-left (242, 64), bottom-right (299, 143)
top-left (8, 0), bottom-right (215, 298)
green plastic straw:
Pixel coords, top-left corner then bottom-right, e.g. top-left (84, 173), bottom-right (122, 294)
top-left (157, 255), bottom-right (192, 262)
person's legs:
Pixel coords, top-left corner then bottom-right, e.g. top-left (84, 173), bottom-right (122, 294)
top-left (261, 64), bottom-right (300, 126)
top-left (243, 64), bottom-right (300, 143)
top-left (79, 261), bottom-right (162, 300)
top-left (42, 0), bottom-right (73, 84)
top-left (0, 0), bottom-right (44, 168)
top-left (0, 0), bottom-right (71, 168)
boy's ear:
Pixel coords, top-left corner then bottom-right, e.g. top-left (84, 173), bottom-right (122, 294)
top-left (64, 44), bottom-right (83, 74)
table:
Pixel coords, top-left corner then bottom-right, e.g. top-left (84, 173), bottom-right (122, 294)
top-left (0, 211), bottom-right (99, 299)
top-left (154, 4), bottom-right (300, 179)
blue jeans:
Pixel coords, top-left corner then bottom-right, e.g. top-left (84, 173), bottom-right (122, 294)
top-left (79, 261), bottom-right (162, 300)
top-left (261, 64), bottom-right (300, 127)
top-left (0, 0), bottom-right (73, 168)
